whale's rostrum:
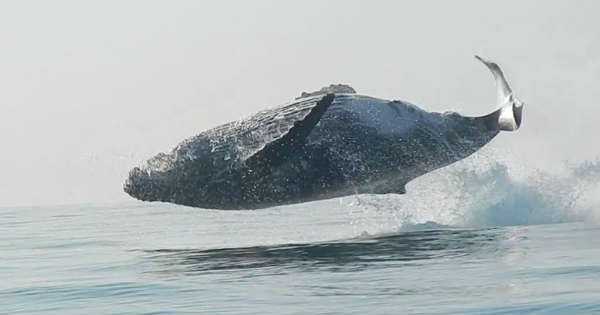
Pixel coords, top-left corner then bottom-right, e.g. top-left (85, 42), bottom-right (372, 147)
top-left (124, 57), bottom-right (524, 210)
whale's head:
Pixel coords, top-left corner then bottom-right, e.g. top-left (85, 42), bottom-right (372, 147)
top-left (123, 167), bottom-right (169, 203)
top-left (123, 153), bottom-right (176, 203)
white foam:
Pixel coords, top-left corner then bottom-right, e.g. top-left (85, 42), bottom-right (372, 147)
top-left (340, 154), bottom-right (600, 232)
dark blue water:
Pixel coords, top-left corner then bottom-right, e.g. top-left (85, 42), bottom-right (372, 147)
top-left (2, 199), bottom-right (600, 314)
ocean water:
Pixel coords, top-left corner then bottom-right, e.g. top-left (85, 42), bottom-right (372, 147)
top-left (2, 161), bottom-right (600, 314)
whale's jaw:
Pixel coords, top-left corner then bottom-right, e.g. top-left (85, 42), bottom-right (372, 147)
top-left (123, 167), bottom-right (171, 203)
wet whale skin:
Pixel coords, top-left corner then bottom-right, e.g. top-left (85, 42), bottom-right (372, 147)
top-left (124, 89), bottom-right (500, 210)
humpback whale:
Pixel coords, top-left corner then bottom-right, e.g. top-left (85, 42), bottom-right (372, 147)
top-left (124, 56), bottom-right (524, 210)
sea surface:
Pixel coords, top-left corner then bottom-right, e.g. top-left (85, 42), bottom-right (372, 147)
top-left (2, 162), bottom-right (600, 314)
top-left (2, 202), bottom-right (600, 314)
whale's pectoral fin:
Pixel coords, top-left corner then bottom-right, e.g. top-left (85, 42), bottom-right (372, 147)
top-left (242, 93), bottom-right (335, 171)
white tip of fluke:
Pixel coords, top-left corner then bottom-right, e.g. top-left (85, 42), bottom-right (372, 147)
top-left (475, 55), bottom-right (523, 131)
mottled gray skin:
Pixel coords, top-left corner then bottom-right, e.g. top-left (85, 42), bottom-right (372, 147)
top-left (124, 87), bottom-right (505, 210)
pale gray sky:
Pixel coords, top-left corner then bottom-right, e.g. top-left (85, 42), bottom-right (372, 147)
top-left (1, 0), bottom-right (598, 207)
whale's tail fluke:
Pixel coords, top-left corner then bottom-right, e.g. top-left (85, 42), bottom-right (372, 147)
top-left (475, 55), bottom-right (524, 131)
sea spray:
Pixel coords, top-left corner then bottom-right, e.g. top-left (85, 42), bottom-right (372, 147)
top-left (342, 158), bottom-right (600, 234)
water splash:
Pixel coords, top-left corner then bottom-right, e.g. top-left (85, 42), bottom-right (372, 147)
top-left (450, 163), bottom-right (590, 226)
top-left (342, 157), bottom-right (600, 234)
